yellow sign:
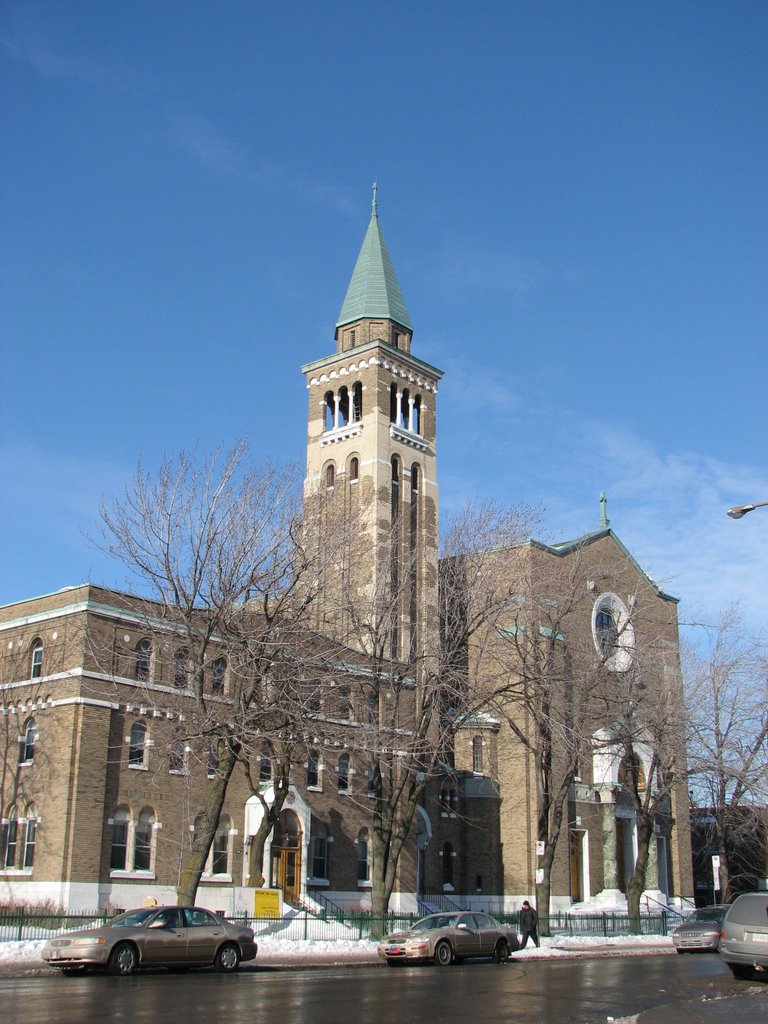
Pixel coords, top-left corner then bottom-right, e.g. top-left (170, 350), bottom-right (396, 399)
top-left (143, 897), bottom-right (158, 908)
top-left (254, 888), bottom-right (280, 918)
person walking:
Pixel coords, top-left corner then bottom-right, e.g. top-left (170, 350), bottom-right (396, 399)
top-left (519, 899), bottom-right (539, 948)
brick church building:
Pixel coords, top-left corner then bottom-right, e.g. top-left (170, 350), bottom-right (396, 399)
top-left (0, 193), bottom-right (693, 914)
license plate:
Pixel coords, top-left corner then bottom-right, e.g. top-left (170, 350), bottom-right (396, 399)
top-left (748, 932), bottom-right (768, 942)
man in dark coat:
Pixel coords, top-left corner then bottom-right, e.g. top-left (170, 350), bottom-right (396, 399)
top-left (519, 900), bottom-right (539, 948)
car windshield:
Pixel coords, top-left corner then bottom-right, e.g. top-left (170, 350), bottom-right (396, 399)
top-left (690, 908), bottom-right (726, 923)
top-left (109, 909), bottom-right (158, 929)
top-left (411, 915), bottom-right (457, 931)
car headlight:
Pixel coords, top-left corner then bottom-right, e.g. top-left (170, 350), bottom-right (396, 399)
top-left (70, 937), bottom-right (106, 947)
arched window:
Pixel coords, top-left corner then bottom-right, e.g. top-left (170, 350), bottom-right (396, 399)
top-left (19, 717), bottom-right (36, 764)
top-left (349, 456), bottom-right (359, 483)
top-left (472, 736), bottom-right (483, 774)
top-left (211, 657), bottom-right (226, 695)
top-left (442, 841), bottom-right (454, 887)
top-left (2, 806), bottom-right (19, 868)
top-left (307, 749), bottom-right (320, 788)
top-left (30, 639), bottom-right (43, 679)
top-left (338, 385), bottom-right (350, 427)
top-left (23, 806), bottom-right (37, 868)
top-left (352, 381), bottom-right (363, 421)
top-left (110, 808), bottom-right (130, 870)
top-left (135, 639), bottom-right (152, 682)
top-left (324, 390), bottom-right (335, 432)
top-left (326, 463), bottom-right (335, 489)
top-left (400, 387), bottom-right (411, 429)
top-left (357, 827), bottom-right (370, 882)
top-left (337, 753), bottom-right (350, 792)
top-left (174, 649), bottom-right (190, 689)
top-left (128, 721), bottom-right (148, 768)
top-left (595, 608), bottom-right (618, 657)
top-left (134, 808), bottom-right (154, 871)
top-left (412, 394), bottom-right (422, 434)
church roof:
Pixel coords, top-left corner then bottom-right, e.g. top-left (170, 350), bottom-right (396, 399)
top-left (336, 186), bottom-right (412, 331)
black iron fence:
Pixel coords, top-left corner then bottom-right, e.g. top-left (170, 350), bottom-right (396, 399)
top-left (0, 907), bottom-right (670, 943)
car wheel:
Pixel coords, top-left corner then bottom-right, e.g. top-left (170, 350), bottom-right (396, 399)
top-left (493, 939), bottom-right (510, 964)
top-left (108, 942), bottom-right (138, 976)
top-left (434, 940), bottom-right (453, 967)
top-left (728, 963), bottom-right (754, 980)
top-left (215, 943), bottom-right (241, 973)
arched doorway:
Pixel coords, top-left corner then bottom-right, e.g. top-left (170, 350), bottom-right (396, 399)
top-left (270, 809), bottom-right (303, 905)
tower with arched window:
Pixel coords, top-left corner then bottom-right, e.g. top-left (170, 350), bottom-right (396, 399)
top-left (301, 187), bottom-right (442, 663)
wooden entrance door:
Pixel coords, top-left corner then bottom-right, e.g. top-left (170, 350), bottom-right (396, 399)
top-left (270, 810), bottom-right (302, 905)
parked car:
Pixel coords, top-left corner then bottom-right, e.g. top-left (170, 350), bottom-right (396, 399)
top-left (672, 905), bottom-right (729, 953)
top-left (719, 892), bottom-right (768, 979)
top-left (378, 911), bottom-right (519, 966)
top-left (41, 905), bottom-right (257, 976)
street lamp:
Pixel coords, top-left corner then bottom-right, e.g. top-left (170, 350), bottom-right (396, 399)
top-left (727, 500), bottom-right (768, 519)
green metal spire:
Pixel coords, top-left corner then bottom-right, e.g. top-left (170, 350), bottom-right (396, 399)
top-left (599, 492), bottom-right (611, 529)
top-left (336, 184), bottom-right (412, 331)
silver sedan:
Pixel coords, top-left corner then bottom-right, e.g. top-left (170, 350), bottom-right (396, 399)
top-left (41, 905), bottom-right (257, 976)
top-left (378, 911), bottom-right (519, 966)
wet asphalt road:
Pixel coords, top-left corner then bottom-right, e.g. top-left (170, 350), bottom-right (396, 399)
top-left (1, 953), bottom-right (766, 1024)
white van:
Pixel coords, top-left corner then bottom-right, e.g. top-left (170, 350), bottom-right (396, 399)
top-left (719, 892), bottom-right (768, 979)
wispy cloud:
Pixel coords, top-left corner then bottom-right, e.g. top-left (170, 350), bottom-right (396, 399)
top-left (429, 246), bottom-right (545, 305)
top-left (1, 29), bottom-right (105, 85)
top-left (169, 110), bottom-right (252, 178)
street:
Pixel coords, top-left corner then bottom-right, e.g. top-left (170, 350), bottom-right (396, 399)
top-left (1, 954), bottom-right (766, 1024)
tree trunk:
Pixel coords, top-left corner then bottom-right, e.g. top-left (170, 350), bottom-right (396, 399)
top-left (624, 816), bottom-right (653, 933)
top-left (177, 743), bottom-right (237, 905)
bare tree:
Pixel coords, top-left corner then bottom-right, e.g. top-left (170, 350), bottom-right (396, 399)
top-left (327, 500), bottom-right (540, 935)
top-left (684, 604), bottom-right (768, 900)
top-left (97, 441), bottom-right (335, 905)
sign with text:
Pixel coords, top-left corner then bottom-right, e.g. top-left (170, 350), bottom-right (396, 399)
top-left (254, 888), bottom-right (281, 918)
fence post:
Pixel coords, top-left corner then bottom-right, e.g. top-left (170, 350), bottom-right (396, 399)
top-left (303, 911), bottom-right (308, 941)
top-left (16, 906), bottom-right (24, 942)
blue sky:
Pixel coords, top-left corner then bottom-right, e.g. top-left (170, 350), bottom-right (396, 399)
top-left (1, 1), bottom-right (767, 639)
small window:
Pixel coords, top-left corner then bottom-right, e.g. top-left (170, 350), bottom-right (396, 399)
top-left (211, 657), bottom-right (226, 695)
top-left (349, 329), bottom-right (356, 348)
top-left (30, 639), bottom-right (43, 679)
top-left (169, 734), bottom-right (186, 773)
top-left (211, 818), bottom-right (230, 875)
top-left (135, 639), bottom-right (152, 682)
top-left (326, 464), bottom-right (335, 489)
top-left (174, 649), bottom-right (190, 689)
top-left (472, 736), bottom-right (483, 774)
top-left (337, 753), bottom-right (350, 792)
top-left (337, 685), bottom-right (351, 720)
top-left (19, 718), bottom-right (36, 764)
top-left (349, 457), bottom-right (359, 483)
top-left (134, 810), bottom-right (154, 871)
top-left (110, 810), bottom-right (129, 870)
top-left (259, 745), bottom-right (272, 781)
top-left (367, 764), bottom-right (377, 798)
top-left (2, 807), bottom-right (19, 868)
top-left (310, 823), bottom-right (328, 878)
top-left (357, 828), bottom-right (370, 882)
top-left (307, 749), bottom-right (320, 788)
top-left (128, 722), bottom-right (147, 767)
top-left (23, 810), bottom-right (37, 868)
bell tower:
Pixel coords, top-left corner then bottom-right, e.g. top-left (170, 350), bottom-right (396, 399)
top-left (301, 187), bottom-right (442, 662)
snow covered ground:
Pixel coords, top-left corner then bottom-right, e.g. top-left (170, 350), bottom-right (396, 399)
top-left (0, 932), bottom-right (674, 968)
